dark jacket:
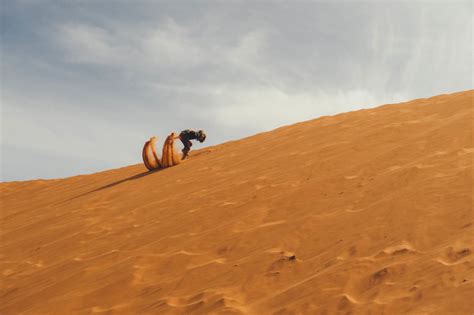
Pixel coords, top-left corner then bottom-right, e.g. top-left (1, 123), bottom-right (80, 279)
top-left (179, 130), bottom-right (199, 141)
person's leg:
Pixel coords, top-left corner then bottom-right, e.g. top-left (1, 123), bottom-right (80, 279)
top-left (181, 139), bottom-right (192, 159)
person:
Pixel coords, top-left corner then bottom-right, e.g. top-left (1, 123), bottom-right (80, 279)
top-left (177, 129), bottom-right (206, 159)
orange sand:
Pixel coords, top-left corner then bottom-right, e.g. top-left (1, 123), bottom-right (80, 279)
top-left (1, 90), bottom-right (473, 314)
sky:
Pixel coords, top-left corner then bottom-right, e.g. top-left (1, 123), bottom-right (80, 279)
top-left (1, 1), bottom-right (472, 182)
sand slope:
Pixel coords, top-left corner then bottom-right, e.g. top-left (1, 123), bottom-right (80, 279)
top-left (1, 90), bottom-right (473, 314)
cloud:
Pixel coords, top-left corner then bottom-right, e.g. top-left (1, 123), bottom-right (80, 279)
top-left (226, 30), bottom-right (268, 72)
top-left (142, 19), bottom-right (204, 68)
top-left (57, 24), bottom-right (119, 64)
top-left (187, 85), bottom-right (407, 131)
top-left (2, 99), bottom-right (142, 164)
top-left (55, 17), bottom-right (269, 77)
top-left (56, 18), bottom-right (206, 69)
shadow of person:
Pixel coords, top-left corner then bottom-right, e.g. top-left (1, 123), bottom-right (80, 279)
top-left (67, 169), bottom-right (158, 201)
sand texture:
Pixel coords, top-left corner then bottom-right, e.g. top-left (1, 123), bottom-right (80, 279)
top-left (1, 90), bottom-right (473, 314)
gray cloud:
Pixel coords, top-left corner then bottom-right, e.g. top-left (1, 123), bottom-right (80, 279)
top-left (1, 1), bottom-right (472, 181)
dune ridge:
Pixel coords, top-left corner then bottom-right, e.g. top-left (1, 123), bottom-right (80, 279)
top-left (1, 90), bottom-right (473, 314)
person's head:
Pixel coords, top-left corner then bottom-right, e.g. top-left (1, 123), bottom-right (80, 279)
top-left (197, 130), bottom-right (206, 143)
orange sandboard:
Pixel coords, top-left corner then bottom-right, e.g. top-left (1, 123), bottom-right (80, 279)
top-left (142, 133), bottom-right (181, 171)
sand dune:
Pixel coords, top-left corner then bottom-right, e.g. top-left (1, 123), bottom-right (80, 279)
top-left (1, 90), bottom-right (473, 314)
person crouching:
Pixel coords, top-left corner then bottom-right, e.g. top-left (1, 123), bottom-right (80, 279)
top-left (177, 129), bottom-right (206, 159)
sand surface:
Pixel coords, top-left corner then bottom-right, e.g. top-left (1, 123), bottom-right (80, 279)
top-left (1, 90), bottom-right (473, 314)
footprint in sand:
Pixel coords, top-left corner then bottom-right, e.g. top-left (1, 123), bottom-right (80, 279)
top-left (374, 242), bottom-right (418, 258)
top-left (436, 247), bottom-right (472, 265)
top-left (358, 263), bottom-right (408, 290)
top-left (266, 250), bottom-right (298, 276)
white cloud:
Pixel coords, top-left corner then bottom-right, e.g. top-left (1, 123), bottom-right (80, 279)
top-left (58, 21), bottom-right (203, 69)
top-left (226, 30), bottom-right (267, 73)
top-left (184, 85), bottom-right (407, 131)
top-left (56, 20), bottom-right (205, 70)
top-left (56, 18), bottom-right (270, 76)
top-left (2, 99), bottom-right (141, 165)
top-left (57, 24), bottom-right (126, 64)
top-left (142, 19), bottom-right (203, 68)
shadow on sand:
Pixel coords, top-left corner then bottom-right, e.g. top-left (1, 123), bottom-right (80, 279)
top-left (67, 170), bottom-right (158, 201)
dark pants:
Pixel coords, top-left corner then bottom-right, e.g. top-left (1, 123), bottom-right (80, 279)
top-left (180, 137), bottom-right (192, 158)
